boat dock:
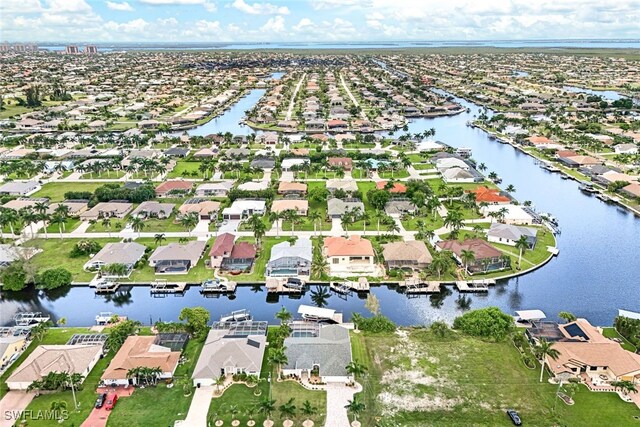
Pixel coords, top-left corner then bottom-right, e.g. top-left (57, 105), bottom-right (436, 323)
top-left (200, 279), bottom-right (237, 295)
top-left (150, 280), bottom-right (188, 294)
top-left (330, 277), bottom-right (370, 294)
top-left (13, 312), bottom-right (51, 326)
top-left (266, 278), bottom-right (305, 294)
top-left (95, 281), bottom-right (120, 294)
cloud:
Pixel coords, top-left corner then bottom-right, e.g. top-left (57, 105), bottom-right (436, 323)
top-left (139, 0), bottom-right (206, 4)
top-left (310, 0), bottom-right (370, 10)
top-left (260, 15), bottom-right (286, 33)
top-left (0, 0), bottom-right (42, 13)
top-left (106, 1), bottom-right (134, 11)
top-left (45, 0), bottom-right (92, 13)
top-left (105, 18), bottom-right (150, 33)
top-left (203, 1), bottom-right (217, 12)
top-left (232, 0), bottom-right (289, 15)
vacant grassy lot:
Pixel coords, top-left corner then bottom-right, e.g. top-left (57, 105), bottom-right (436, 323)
top-left (167, 160), bottom-right (206, 179)
top-left (33, 182), bottom-right (104, 201)
top-left (351, 329), bottom-right (639, 426)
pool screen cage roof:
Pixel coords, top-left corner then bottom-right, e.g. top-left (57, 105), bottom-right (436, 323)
top-left (66, 333), bottom-right (108, 346)
top-left (212, 320), bottom-right (268, 337)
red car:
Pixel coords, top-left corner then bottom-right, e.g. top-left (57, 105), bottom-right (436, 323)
top-left (104, 393), bottom-right (118, 411)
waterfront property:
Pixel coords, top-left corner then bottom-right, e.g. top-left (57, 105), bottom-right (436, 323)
top-left (437, 238), bottom-right (510, 274)
top-left (148, 241), bottom-right (207, 274)
top-left (487, 223), bottom-right (538, 248)
top-left (101, 335), bottom-right (181, 386)
top-left (323, 235), bottom-right (380, 277)
top-left (191, 320), bottom-right (267, 386)
top-left (383, 240), bottom-right (433, 270)
top-left (266, 238), bottom-right (312, 278)
top-left (6, 344), bottom-right (103, 390)
top-left (282, 323), bottom-right (353, 383)
top-left (83, 242), bottom-right (146, 276)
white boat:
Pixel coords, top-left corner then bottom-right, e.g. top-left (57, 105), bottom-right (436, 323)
top-left (455, 147), bottom-right (472, 158)
top-left (298, 305), bottom-right (336, 322)
top-left (95, 312), bottom-right (114, 325)
top-left (220, 309), bottom-right (251, 323)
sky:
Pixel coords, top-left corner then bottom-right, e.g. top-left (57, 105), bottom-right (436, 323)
top-left (1, 0), bottom-right (639, 43)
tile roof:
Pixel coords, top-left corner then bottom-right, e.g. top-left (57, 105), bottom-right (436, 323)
top-left (324, 235), bottom-right (374, 257)
top-left (102, 336), bottom-right (181, 380)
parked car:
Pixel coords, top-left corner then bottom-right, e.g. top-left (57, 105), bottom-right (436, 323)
top-left (506, 409), bottom-right (522, 426)
top-left (95, 393), bottom-right (107, 409)
top-left (104, 393), bottom-right (118, 411)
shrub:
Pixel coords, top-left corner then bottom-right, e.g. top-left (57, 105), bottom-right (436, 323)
top-left (358, 315), bottom-right (396, 333)
top-left (0, 262), bottom-right (28, 291)
top-left (453, 307), bottom-right (514, 341)
top-left (70, 240), bottom-right (102, 258)
top-left (614, 315), bottom-right (640, 348)
top-left (36, 268), bottom-right (72, 290)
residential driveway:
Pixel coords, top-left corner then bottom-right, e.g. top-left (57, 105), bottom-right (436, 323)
top-left (325, 383), bottom-right (359, 427)
top-left (331, 218), bottom-right (343, 235)
top-left (218, 220), bottom-right (241, 233)
top-left (0, 391), bottom-right (35, 427)
top-left (176, 385), bottom-right (213, 427)
top-left (193, 220), bottom-right (211, 238)
top-left (281, 171), bottom-right (294, 181)
top-left (81, 406), bottom-right (110, 427)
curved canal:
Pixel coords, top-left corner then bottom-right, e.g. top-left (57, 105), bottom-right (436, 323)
top-left (1, 89), bottom-right (639, 327)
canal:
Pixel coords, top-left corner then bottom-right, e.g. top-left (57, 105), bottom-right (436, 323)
top-left (1, 86), bottom-right (638, 327)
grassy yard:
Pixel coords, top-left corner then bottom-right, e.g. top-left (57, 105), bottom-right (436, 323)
top-left (167, 160), bottom-right (206, 179)
top-left (24, 238), bottom-right (121, 282)
top-left (220, 236), bottom-right (286, 282)
top-left (43, 216), bottom-right (82, 234)
top-left (401, 211), bottom-right (444, 231)
top-left (81, 171), bottom-right (126, 180)
top-left (378, 169), bottom-right (410, 179)
top-left (602, 327), bottom-right (638, 352)
top-left (138, 214), bottom-right (190, 233)
top-left (107, 338), bottom-right (205, 427)
top-left (351, 329), bottom-right (640, 426)
top-left (33, 182), bottom-right (104, 202)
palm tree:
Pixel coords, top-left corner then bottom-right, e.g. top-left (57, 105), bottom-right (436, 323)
top-left (247, 214), bottom-right (266, 249)
top-left (345, 395), bottom-right (366, 422)
top-left (386, 222), bottom-right (400, 235)
top-left (278, 397), bottom-right (296, 421)
top-left (506, 184), bottom-right (516, 193)
top-left (282, 209), bottom-right (299, 237)
top-left (275, 307), bottom-right (292, 325)
top-left (267, 347), bottom-right (288, 378)
top-left (311, 251), bottom-right (329, 279)
top-left (50, 400), bottom-right (68, 421)
top-left (179, 212), bottom-right (199, 236)
top-left (20, 208), bottom-right (39, 237)
top-left (0, 208), bottom-right (19, 237)
top-left (268, 211), bottom-right (281, 237)
top-left (345, 361), bottom-right (367, 378)
top-left (154, 233), bottom-right (166, 247)
top-left (257, 397), bottom-right (276, 421)
top-left (130, 216), bottom-right (145, 237)
top-left (610, 380), bottom-right (638, 395)
top-left (514, 235), bottom-right (529, 270)
top-left (535, 338), bottom-right (561, 382)
top-left (310, 286), bottom-right (331, 308)
top-left (300, 400), bottom-right (317, 421)
top-left (102, 217), bottom-right (112, 237)
top-left (460, 249), bottom-right (476, 274)
top-left (308, 210), bottom-right (322, 236)
top-left (430, 251), bottom-right (454, 280)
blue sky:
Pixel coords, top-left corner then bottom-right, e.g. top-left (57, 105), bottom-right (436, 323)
top-left (2, 0), bottom-right (639, 43)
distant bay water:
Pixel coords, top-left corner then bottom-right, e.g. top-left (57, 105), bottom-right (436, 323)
top-left (38, 39), bottom-right (640, 52)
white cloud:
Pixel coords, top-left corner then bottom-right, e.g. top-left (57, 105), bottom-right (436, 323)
top-left (310, 0), bottom-right (370, 10)
top-left (45, 0), bottom-right (92, 13)
top-left (0, 0), bottom-right (42, 13)
top-left (106, 1), bottom-right (134, 11)
top-left (105, 18), bottom-right (150, 33)
top-left (203, 1), bottom-right (217, 12)
top-left (232, 0), bottom-right (289, 15)
top-left (260, 15), bottom-right (286, 33)
top-left (139, 0), bottom-right (205, 4)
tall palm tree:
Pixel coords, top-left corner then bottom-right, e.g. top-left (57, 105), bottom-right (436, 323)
top-left (275, 307), bottom-right (292, 325)
top-left (247, 214), bottom-right (266, 249)
top-left (130, 216), bottom-right (145, 237)
top-left (430, 251), bottom-right (454, 280)
top-left (535, 338), bottom-right (561, 382)
top-left (102, 217), bottom-right (112, 237)
top-left (268, 211), bottom-right (281, 237)
top-left (311, 251), bottom-right (329, 279)
top-left (308, 210), bottom-right (321, 236)
top-left (515, 235), bottom-right (529, 270)
top-left (154, 233), bottom-right (166, 247)
top-left (345, 361), bottom-right (368, 378)
top-left (20, 208), bottom-right (39, 237)
top-left (278, 397), bottom-right (296, 421)
top-left (345, 395), bottom-right (366, 422)
top-left (267, 347), bottom-right (288, 378)
top-left (257, 398), bottom-right (276, 421)
top-left (460, 249), bottom-right (476, 274)
top-left (179, 212), bottom-right (199, 236)
top-left (300, 400), bottom-right (317, 421)
top-left (282, 209), bottom-right (299, 237)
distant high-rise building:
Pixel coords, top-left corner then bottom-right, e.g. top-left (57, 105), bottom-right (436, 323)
top-left (84, 45), bottom-right (98, 54)
top-left (65, 45), bottom-right (79, 54)
top-left (0, 43), bottom-right (38, 52)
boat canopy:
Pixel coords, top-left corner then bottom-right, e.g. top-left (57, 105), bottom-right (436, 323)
top-left (618, 309), bottom-right (640, 320)
top-left (298, 305), bottom-right (335, 320)
top-left (515, 309), bottom-right (546, 321)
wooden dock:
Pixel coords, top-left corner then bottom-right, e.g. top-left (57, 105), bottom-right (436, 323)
top-left (455, 279), bottom-right (495, 293)
top-left (330, 277), bottom-right (370, 294)
top-left (398, 279), bottom-right (441, 294)
top-left (266, 278), bottom-right (304, 294)
top-left (150, 281), bottom-right (188, 294)
top-left (200, 281), bottom-right (237, 294)
top-left (95, 281), bottom-right (120, 294)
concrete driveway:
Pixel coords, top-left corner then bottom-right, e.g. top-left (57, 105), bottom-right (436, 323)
top-left (218, 220), bottom-right (241, 233)
top-left (0, 391), bottom-right (35, 427)
top-left (325, 383), bottom-right (360, 427)
top-left (176, 385), bottom-right (213, 427)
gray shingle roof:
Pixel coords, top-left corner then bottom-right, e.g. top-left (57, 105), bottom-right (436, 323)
top-left (283, 324), bottom-right (352, 377)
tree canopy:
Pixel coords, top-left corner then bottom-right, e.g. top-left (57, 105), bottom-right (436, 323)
top-left (179, 306), bottom-right (211, 340)
top-left (453, 307), bottom-right (514, 341)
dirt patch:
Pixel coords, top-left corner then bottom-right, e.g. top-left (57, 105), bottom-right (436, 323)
top-left (378, 392), bottom-right (461, 414)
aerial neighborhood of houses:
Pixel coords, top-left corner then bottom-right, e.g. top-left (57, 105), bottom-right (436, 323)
top-left (0, 45), bottom-right (638, 427)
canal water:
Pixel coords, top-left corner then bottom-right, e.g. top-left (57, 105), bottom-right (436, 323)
top-left (1, 87), bottom-right (639, 327)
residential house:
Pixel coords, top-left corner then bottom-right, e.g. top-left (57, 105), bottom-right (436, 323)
top-left (323, 235), bottom-right (379, 277)
top-left (437, 239), bottom-right (510, 274)
top-left (621, 183), bottom-right (640, 199)
top-left (384, 200), bottom-right (417, 216)
top-left (178, 198), bottom-right (221, 220)
top-left (221, 242), bottom-right (257, 272)
top-left (271, 199), bottom-right (309, 216)
top-left (487, 223), bottom-right (538, 248)
top-left (266, 238), bottom-right (312, 277)
top-left (80, 202), bottom-right (133, 220)
top-left (192, 321), bottom-right (268, 386)
top-left (6, 345), bottom-right (103, 390)
top-left (195, 182), bottom-right (234, 197)
top-left (326, 179), bottom-right (358, 194)
top-left (101, 336), bottom-right (181, 386)
top-left (250, 157), bottom-right (276, 170)
top-left (222, 200), bottom-right (266, 220)
top-left (237, 181), bottom-right (270, 192)
top-left (470, 187), bottom-right (511, 204)
top-left (130, 201), bottom-right (175, 219)
top-left (281, 158), bottom-right (309, 171)
top-left (382, 240), bottom-right (432, 270)
top-left (327, 198), bottom-right (364, 219)
top-left (155, 180), bottom-right (193, 197)
top-left (148, 241), bottom-right (206, 274)
top-left (209, 233), bottom-right (235, 268)
top-left (83, 242), bottom-right (146, 275)
top-left (282, 324), bottom-right (353, 383)
top-left (557, 155), bottom-right (601, 168)
top-left (327, 157), bottom-right (353, 171)
top-left (46, 200), bottom-right (89, 216)
top-left (277, 182), bottom-right (307, 196)
top-left (164, 147), bottom-right (190, 157)
top-left (481, 204), bottom-right (535, 225)
top-left (0, 181), bottom-right (41, 196)
top-left (0, 335), bottom-right (27, 370)
top-left (376, 181), bottom-right (407, 193)
top-left (614, 144), bottom-right (638, 155)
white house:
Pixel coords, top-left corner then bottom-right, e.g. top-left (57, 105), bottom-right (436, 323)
top-left (222, 199), bottom-right (266, 220)
top-left (322, 236), bottom-right (381, 277)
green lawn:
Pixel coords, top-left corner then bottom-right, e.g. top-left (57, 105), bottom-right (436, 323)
top-left (138, 214), bottom-right (190, 233)
top-left (43, 217), bottom-right (82, 234)
top-left (220, 237), bottom-right (285, 282)
top-left (107, 338), bottom-right (205, 427)
top-left (24, 238), bottom-right (121, 282)
top-left (167, 160), bottom-right (206, 179)
top-left (351, 328), bottom-right (640, 426)
top-left (401, 211), bottom-right (444, 231)
top-left (602, 327), bottom-right (638, 352)
top-left (87, 215), bottom-right (130, 233)
top-left (378, 169), bottom-right (410, 179)
top-left (81, 171), bottom-right (126, 180)
top-left (33, 182), bottom-right (104, 202)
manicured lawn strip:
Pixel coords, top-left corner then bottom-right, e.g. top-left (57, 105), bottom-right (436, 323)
top-left (81, 171), bottom-right (126, 180)
top-left (139, 214), bottom-right (189, 233)
top-left (602, 327), bottom-right (638, 352)
top-left (412, 163), bottom-right (436, 170)
top-left (221, 237), bottom-right (285, 282)
top-left (134, 236), bottom-right (195, 250)
top-left (223, 171), bottom-right (264, 180)
top-left (43, 217), bottom-right (82, 234)
top-left (33, 182), bottom-right (105, 202)
top-left (87, 215), bottom-right (131, 233)
top-left (378, 169), bottom-right (410, 179)
top-left (401, 211), bottom-right (444, 231)
top-left (352, 329), bottom-right (639, 426)
top-left (24, 238), bottom-right (121, 282)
